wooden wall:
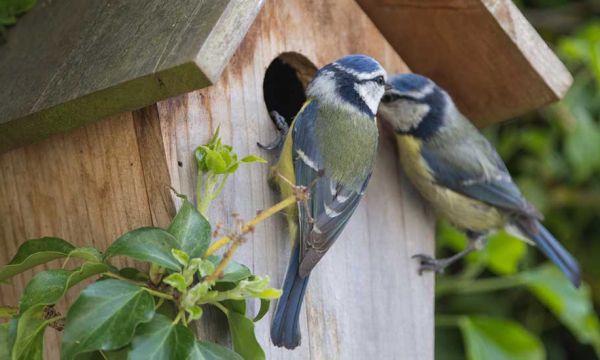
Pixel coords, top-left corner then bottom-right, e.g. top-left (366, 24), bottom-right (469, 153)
top-left (0, 0), bottom-right (435, 358)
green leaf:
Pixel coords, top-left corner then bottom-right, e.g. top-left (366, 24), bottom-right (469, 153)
top-left (0, 237), bottom-right (75, 282)
top-left (1, 322), bottom-right (9, 360)
top-left (485, 230), bottom-right (526, 275)
top-left (19, 263), bottom-right (109, 313)
top-left (205, 149), bottom-right (227, 174)
top-left (240, 155), bottom-right (267, 164)
top-left (167, 199), bottom-right (211, 258)
top-left (128, 314), bottom-right (198, 360)
top-left (171, 249), bottom-right (189, 266)
top-left (0, 306), bottom-right (17, 319)
top-left (104, 228), bottom-right (181, 271)
top-left (521, 264), bottom-right (600, 353)
top-left (11, 305), bottom-right (52, 360)
top-left (193, 341), bottom-right (243, 360)
top-left (253, 299), bottom-right (270, 322)
top-left (163, 273), bottom-right (187, 293)
top-left (459, 316), bottom-right (544, 360)
top-left (67, 247), bottom-right (103, 263)
top-left (208, 256), bottom-right (252, 283)
top-left (61, 280), bottom-right (155, 359)
top-left (225, 310), bottom-right (265, 360)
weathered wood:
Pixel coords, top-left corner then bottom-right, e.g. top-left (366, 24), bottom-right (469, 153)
top-left (0, 113), bottom-right (157, 358)
top-left (357, 0), bottom-right (573, 126)
top-left (156, 0), bottom-right (435, 358)
top-left (0, 0), bottom-right (263, 153)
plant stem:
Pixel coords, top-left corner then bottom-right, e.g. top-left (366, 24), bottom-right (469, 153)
top-left (102, 272), bottom-right (175, 300)
top-left (212, 302), bottom-right (229, 315)
top-left (204, 194), bottom-right (297, 257)
top-left (436, 275), bottom-right (524, 297)
top-left (173, 310), bottom-right (185, 325)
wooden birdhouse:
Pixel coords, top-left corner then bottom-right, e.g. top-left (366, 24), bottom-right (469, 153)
top-left (0, 0), bottom-right (572, 359)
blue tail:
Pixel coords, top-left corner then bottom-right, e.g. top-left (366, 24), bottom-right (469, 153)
top-left (271, 244), bottom-right (310, 349)
top-left (519, 219), bottom-right (581, 287)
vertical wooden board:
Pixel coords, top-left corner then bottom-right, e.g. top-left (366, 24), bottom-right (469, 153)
top-left (0, 113), bottom-right (157, 358)
top-left (157, 0), bottom-right (435, 358)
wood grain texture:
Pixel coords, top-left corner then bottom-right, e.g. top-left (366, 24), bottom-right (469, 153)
top-left (357, 0), bottom-right (573, 126)
top-left (0, 109), bottom-right (172, 358)
top-left (157, 0), bottom-right (435, 358)
top-left (0, 0), bottom-right (264, 153)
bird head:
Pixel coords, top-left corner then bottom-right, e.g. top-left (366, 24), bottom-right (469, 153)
top-left (379, 73), bottom-right (451, 139)
top-left (307, 54), bottom-right (388, 118)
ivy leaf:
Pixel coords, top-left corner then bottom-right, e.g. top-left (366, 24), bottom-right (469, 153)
top-left (208, 256), bottom-right (252, 283)
top-left (19, 263), bottom-right (110, 313)
top-left (253, 299), bottom-right (270, 322)
top-left (484, 230), bottom-right (526, 275)
top-left (168, 199), bottom-right (211, 258)
top-left (61, 280), bottom-right (155, 359)
top-left (163, 273), bottom-right (187, 293)
top-left (240, 155), bottom-right (267, 164)
top-left (67, 247), bottom-right (103, 263)
top-left (0, 237), bottom-right (75, 282)
top-left (118, 268), bottom-right (149, 282)
top-left (1, 322), bottom-right (9, 360)
top-left (225, 310), bottom-right (265, 360)
top-left (521, 264), bottom-right (600, 354)
top-left (128, 314), bottom-right (198, 360)
top-left (11, 305), bottom-right (52, 360)
top-left (459, 316), bottom-right (544, 360)
top-left (193, 341), bottom-right (243, 360)
top-left (205, 149), bottom-right (227, 174)
top-left (104, 228), bottom-right (181, 271)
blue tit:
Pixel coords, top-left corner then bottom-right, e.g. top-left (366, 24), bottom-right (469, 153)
top-left (269, 55), bottom-right (388, 349)
top-left (378, 73), bottom-right (580, 287)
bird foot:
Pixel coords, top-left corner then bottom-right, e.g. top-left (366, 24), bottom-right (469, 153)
top-left (258, 111), bottom-right (289, 151)
top-left (411, 254), bottom-right (451, 275)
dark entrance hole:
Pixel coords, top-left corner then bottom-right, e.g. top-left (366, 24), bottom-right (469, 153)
top-left (263, 53), bottom-right (318, 125)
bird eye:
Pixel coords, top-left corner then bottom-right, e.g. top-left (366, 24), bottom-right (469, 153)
top-left (373, 76), bottom-right (385, 86)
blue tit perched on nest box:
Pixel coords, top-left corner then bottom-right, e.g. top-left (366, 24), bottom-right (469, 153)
top-left (378, 73), bottom-right (580, 287)
top-left (268, 54), bottom-right (389, 349)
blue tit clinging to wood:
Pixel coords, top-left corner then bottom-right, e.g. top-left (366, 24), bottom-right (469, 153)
top-left (269, 55), bottom-right (388, 349)
top-left (378, 73), bottom-right (580, 287)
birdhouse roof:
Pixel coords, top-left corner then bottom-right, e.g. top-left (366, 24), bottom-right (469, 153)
top-left (0, 0), bottom-right (572, 153)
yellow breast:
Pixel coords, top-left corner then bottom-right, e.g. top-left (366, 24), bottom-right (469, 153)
top-left (396, 135), bottom-right (506, 231)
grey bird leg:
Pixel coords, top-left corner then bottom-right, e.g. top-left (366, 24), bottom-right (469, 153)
top-left (258, 110), bottom-right (289, 150)
top-left (412, 231), bottom-right (486, 275)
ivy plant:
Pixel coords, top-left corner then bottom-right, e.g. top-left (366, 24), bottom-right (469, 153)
top-left (0, 130), bottom-right (300, 360)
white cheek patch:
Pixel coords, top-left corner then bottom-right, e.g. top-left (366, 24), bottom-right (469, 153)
top-left (354, 81), bottom-right (384, 115)
top-left (379, 100), bottom-right (430, 132)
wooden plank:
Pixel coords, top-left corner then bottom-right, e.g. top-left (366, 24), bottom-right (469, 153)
top-left (0, 0), bottom-right (264, 153)
top-left (157, 0), bottom-right (435, 358)
top-left (0, 112), bottom-right (157, 358)
top-left (357, 0), bottom-right (573, 126)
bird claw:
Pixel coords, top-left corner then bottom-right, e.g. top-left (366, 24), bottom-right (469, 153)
top-left (411, 254), bottom-right (448, 275)
top-left (258, 111), bottom-right (289, 151)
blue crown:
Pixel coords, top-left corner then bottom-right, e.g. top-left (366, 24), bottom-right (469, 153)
top-left (335, 54), bottom-right (382, 74)
top-left (389, 73), bottom-right (432, 92)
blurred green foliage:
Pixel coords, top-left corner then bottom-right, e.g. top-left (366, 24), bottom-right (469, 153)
top-left (436, 1), bottom-right (600, 359)
top-left (0, 0), bottom-right (35, 42)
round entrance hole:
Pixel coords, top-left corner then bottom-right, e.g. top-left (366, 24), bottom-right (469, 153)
top-left (263, 52), bottom-right (318, 125)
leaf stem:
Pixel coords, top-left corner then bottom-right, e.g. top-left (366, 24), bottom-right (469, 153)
top-left (212, 302), bottom-right (229, 314)
top-left (102, 272), bottom-right (175, 300)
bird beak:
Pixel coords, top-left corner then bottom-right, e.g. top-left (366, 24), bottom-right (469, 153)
top-left (384, 83), bottom-right (392, 91)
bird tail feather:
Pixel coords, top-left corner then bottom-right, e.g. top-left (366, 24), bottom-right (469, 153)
top-left (271, 244), bottom-right (309, 349)
top-left (516, 219), bottom-right (581, 287)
